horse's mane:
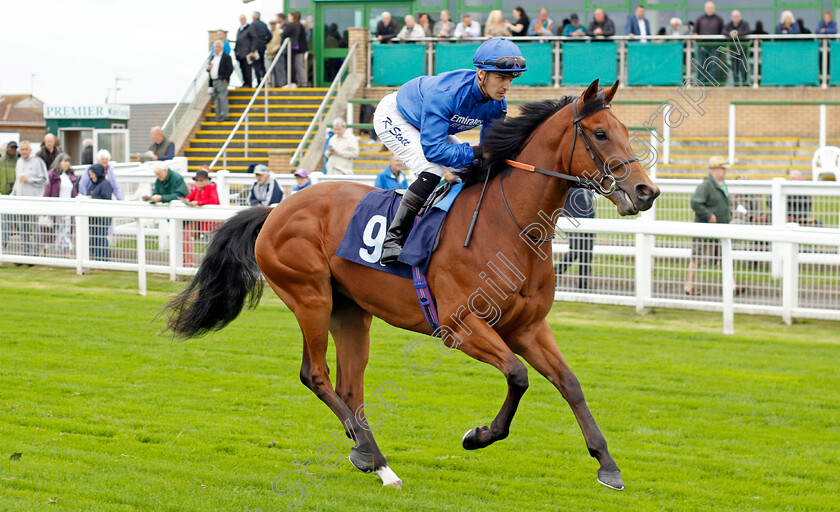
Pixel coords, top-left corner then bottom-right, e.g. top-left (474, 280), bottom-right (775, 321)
top-left (455, 95), bottom-right (606, 188)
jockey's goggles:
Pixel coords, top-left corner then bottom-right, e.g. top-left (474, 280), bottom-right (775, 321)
top-left (475, 56), bottom-right (527, 71)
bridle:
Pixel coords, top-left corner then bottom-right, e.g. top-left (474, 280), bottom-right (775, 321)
top-left (499, 96), bottom-right (639, 243)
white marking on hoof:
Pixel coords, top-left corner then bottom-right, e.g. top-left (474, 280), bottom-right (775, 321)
top-left (461, 429), bottom-right (473, 443)
top-left (375, 466), bottom-right (403, 488)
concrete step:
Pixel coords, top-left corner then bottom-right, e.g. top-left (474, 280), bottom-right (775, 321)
top-left (194, 130), bottom-right (305, 138)
top-left (188, 140), bottom-right (298, 150)
top-left (200, 121), bottom-right (310, 128)
top-left (205, 112), bottom-right (317, 122)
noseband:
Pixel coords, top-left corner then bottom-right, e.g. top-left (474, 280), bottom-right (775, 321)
top-left (500, 96), bottom-right (639, 243)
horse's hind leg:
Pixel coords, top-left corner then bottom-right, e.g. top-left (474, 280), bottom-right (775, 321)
top-left (330, 295), bottom-right (402, 488)
top-left (513, 320), bottom-right (624, 491)
top-left (449, 316), bottom-right (530, 450)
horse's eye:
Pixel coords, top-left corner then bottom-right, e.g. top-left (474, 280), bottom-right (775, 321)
top-left (594, 130), bottom-right (607, 141)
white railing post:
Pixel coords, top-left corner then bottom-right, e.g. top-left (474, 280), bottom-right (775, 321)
top-left (770, 177), bottom-right (785, 279)
top-left (168, 206), bottom-right (177, 280)
top-left (662, 104), bottom-right (670, 165)
top-left (752, 38), bottom-right (760, 88)
top-left (76, 214), bottom-right (89, 275)
top-left (819, 104), bottom-right (826, 149)
top-left (346, 102), bottom-right (354, 128)
top-left (553, 40), bottom-right (561, 87)
top-left (216, 170), bottom-right (230, 205)
top-left (635, 231), bottom-right (653, 313)
top-left (618, 40), bottom-right (626, 87)
top-left (649, 129), bottom-right (659, 179)
top-left (721, 237), bottom-right (734, 335)
top-left (821, 39), bottom-right (829, 89)
top-left (781, 223), bottom-right (800, 326)
top-left (728, 103), bottom-right (736, 165)
top-left (136, 216), bottom-right (146, 296)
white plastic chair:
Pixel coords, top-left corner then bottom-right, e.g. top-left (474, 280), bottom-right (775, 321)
top-left (811, 146), bottom-right (840, 181)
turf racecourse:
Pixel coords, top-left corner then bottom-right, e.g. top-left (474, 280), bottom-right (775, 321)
top-left (1, 267), bottom-right (838, 512)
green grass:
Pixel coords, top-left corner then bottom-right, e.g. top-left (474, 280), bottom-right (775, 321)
top-left (0, 267), bottom-right (838, 511)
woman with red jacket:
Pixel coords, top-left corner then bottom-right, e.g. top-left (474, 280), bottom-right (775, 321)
top-left (184, 167), bottom-right (220, 267)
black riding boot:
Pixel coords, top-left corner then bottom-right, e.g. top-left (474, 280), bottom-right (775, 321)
top-left (380, 190), bottom-right (425, 264)
top-left (380, 171), bottom-right (441, 264)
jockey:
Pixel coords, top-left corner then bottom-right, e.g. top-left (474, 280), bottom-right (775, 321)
top-left (373, 37), bottom-right (527, 264)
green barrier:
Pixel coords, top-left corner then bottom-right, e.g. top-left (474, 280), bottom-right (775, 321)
top-left (832, 42), bottom-right (840, 86)
top-left (435, 42), bottom-right (552, 85)
top-left (627, 42), bottom-right (683, 86)
top-left (562, 42), bottom-right (617, 86)
top-left (434, 43), bottom-right (481, 74)
top-left (761, 41), bottom-right (819, 86)
top-left (371, 44), bottom-right (426, 87)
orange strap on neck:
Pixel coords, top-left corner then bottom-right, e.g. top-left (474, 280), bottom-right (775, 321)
top-left (504, 159), bottom-right (535, 172)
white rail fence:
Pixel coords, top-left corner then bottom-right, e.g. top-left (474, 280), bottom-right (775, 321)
top-left (1, 195), bottom-right (838, 333)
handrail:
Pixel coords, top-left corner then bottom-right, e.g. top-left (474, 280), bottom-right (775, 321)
top-left (289, 42), bottom-right (358, 171)
top-left (208, 38), bottom-right (291, 170)
top-left (161, 57), bottom-right (215, 140)
top-left (368, 34), bottom-right (840, 43)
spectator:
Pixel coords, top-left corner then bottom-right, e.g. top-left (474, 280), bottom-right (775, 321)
top-left (86, 163), bottom-right (112, 262)
top-left (325, 118), bottom-right (359, 175)
top-left (290, 12), bottom-right (309, 86)
top-left (375, 155), bottom-right (409, 190)
top-left (752, 20), bottom-right (767, 35)
top-left (684, 156), bottom-right (743, 296)
top-left (248, 164), bottom-right (284, 206)
top-left (528, 7), bottom-right (554, 37)
top-left (81, 138), bottom-right (93, 165)
top-left (417, 13), bottom-right (433, 37)
top-left (1, 140), bottom-right (17, 196)
top-left (454, 14), bottom-right (481, 38)
top-left (43, 153), bottom-right (78, 257)
top-left (146, 126), bottom-right (174, 161)
top-left (724, 10), bottom-right (751, 85)
top-left (776, 11), bottom-right (801, 34)
top-left (37, 133), bottom-right (61, 170)
top-left (12, 141), bottom-right (48, 258)
top-left (485, 10), bottom-right (511, 38)
top-left (148, 161), bottom-right (188, 204)
top-left (235, 14), bottom-right (254, 88)
top-left (667, 17), bottom-right (690, 36)
top-left (78, 149), bottom-right (124, 200)
top-left (398, 15), bottom-right (426, 40)
top-left (694, 2), bottom-right (725, 85)
top-left (561, 13), bottom-right (587, 37)
top-left (208, 40), bottom-right (233, 122)
top-left (266, 14), bottom-right (284, 76)
top-left (588, 9), bottom-right (615, 37)
top-left (434, 10), bottom-right (456, 38)
top-left (376, 11), bottom-right (399, 43)
top-left (249, 11), bottom-right (272, 85)
top-left (555, 188), bottom-right (596, 290)
top-left (291, 168), bottom-right (312, 194)
top-left (214, 29), bottom-right (231, 55)
top-left (183, 167), bottom-right (221, 267)
top-left (1, 141), bottom-right (19, 251)
top-left (626, 5), bottom-right (651, 41)
top-left (817, 11), bottom-right (837, 34)
top-left (786, 170), bottom-right (820, 225)
top-left (279, 12), bottom-right (301, 87)
top-left (797, 18), bottom-right (811, 35)
top-left (505, 7), bottom-right (530, 37)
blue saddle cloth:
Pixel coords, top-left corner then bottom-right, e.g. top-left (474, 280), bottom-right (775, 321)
top-left (336, 183), bottom-right (463, 279)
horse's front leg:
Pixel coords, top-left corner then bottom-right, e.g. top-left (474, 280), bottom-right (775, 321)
top-left (513, 320), bottom-right (624, 491)
top-left (447, 315), bottom-right (529, 450)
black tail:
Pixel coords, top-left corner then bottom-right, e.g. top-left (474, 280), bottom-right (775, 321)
top-left (164, 206), bottom-right (272, 338)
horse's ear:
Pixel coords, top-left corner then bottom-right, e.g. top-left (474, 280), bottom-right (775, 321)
top-left (603, 80), bottom-right (619, 104)
top-left (582, 79), bottom-right (600, 102)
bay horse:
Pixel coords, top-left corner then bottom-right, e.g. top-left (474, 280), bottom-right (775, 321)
top-left (165, 80), bottom-right (659, 491)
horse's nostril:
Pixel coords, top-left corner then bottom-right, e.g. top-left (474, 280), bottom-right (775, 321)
top-left (635, 184), bottom-right (654, 200)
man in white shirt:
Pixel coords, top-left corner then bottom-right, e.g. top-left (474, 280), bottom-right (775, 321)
top-left (626, 5), bottom-right (650, 42)
top-left (453, 14), bottom-right (481, 38)
top-left (398, 15), bottom-right (426, 40)
top-left (207, 40), bottom-right (233, 121)
top-left (324, 118), bottom-right (359, 175)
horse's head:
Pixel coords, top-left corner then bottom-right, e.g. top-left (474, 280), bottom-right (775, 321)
top-left (565, 79), bottom-right (660, 215)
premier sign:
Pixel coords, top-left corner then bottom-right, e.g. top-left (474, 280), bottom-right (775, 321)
top-left (43, 104), bottom-right (130, 120)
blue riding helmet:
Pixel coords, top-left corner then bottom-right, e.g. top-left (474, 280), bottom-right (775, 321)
top-left (473, 38), bottom-right (528, 75)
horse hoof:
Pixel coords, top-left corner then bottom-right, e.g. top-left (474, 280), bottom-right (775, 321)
top-left (349, 447), bottom-right (375, 473)
top-left (461, 427), bottom-right (483, 450)
top-left (375, 466), bottom-right (403, 489)
top-left (597, 469), bottom-right (625, 491)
